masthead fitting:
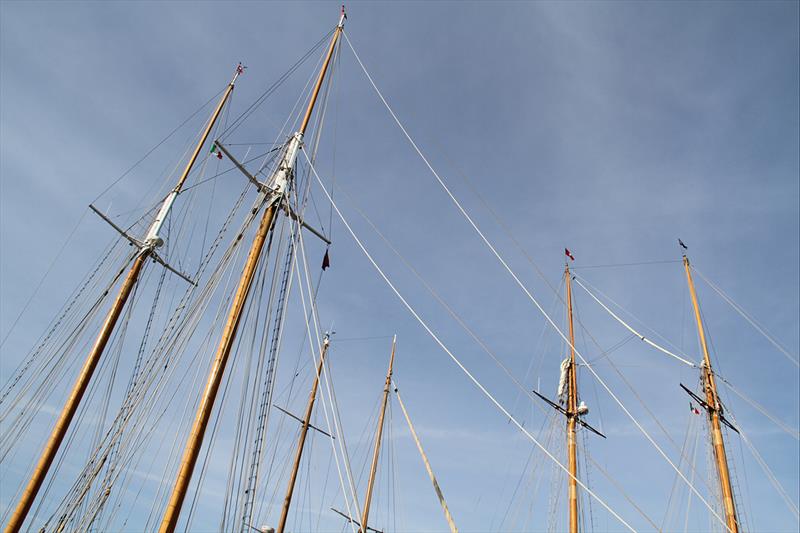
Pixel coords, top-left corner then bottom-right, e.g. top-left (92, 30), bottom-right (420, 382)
top-left (339, 5), bottom-right (347, 27)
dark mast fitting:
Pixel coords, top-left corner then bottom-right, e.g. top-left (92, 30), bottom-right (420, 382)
top-left (5, 64), bottom-right (243, 533)
top-left (683, 254), bottom-right (740, 532)
top-left (158, 10), bottom-right (345, 533)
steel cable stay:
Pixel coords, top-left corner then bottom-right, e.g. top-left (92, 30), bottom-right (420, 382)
top-left (420, 105), bottom-right (749, 529)
top-left (571, 275), bottom-right (697, 368)
top-left (661, 411), bottom-right (700, 530)
top-left (715, 375), bottom-right (799, 440)
top-left (234, 66), bottom-right (339, 526)
top-left (54, 174), bottom-right (253, 520)
top-left (307, 151), bottom-right (639, 533)
top-left (226, 214), bottom-right (291, 532)
top-left (0, 249), bottom-right (132, 463)
top-left (290, 219), bottom-right (361, 533)
top-left (0, 86), bottom-right (234, 352)
top-left (313, 152), bottom-right (722, 524)
top-left (720, 400), bottom-right (799, 519)
top-left (691, 266), bottom-right (799, 368)
top-left (30, 182), bottom-right (258, 531)
top-left (341, 32), bottom-right (735, 532)
top-left (33, 276), bottom-right (141, 529)
top-left (0, 237), bottom-right (130, 416)
top-left (237, 213), bottom-right (297, 532)
top-left (325, 179), bottom-right (557, 421)
top-left (43, 207), bottom-right (238, 529)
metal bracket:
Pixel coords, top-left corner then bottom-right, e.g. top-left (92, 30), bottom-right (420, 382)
top-left (679, 383), bottom-right (739, 434)
top-left (90, 204), bottom-right (196, 286)
top-left (531, 390), bottom-right (606, 438)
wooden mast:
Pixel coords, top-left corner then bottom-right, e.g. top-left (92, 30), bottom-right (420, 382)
top-left (359, 335), bottom-right (396, 533)
top-left (158, 13), bottom-right (344, 533)
top-left (683, 254), bottom-right (739, 533)
top-left (565, 263), bottom-right (579, 533)
top-left (5, 65), bottom-right (242, 533)
top-left (276, 334), bottom-right (330, 533)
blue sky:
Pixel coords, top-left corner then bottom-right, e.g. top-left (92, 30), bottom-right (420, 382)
top-left (1, 2), bottom-right (798, 532)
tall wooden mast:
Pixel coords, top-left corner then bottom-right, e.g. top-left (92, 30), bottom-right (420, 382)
top-left (359, 335), bottom-right (396, 533)
top-left (5, 64), bottom-right (243, 533)
top-left (565, 263), bottom-right (579, 533)
top-left (276, 334), bottom-right (330, 533)
top-left (683, 254), bottom-right (739, 533)
top-left (158, 11), bottom-right (345, 532)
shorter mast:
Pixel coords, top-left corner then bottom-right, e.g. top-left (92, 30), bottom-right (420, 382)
top-left (276, 334), bottom-right (331, 533)
top-left (682, 254), bottom-right (739, 533)
top-left (5, 64), bottom-right (242, 533)
top-left (359, 335), bottom-right (396, 533)
top-left (565, 263), bottom-right (579, 533)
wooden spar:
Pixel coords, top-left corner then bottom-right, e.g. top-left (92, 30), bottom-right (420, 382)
top-left (683, 255), bottom-right (739, 533)
top-left (4, 66), bottom-right (241, 533)
top-left (158, 16), bottom-right (344, 532)
top-left (299, 20), bottom-right (343, 135)
top-left (276, 335), bottom-right (331, 533)
top-left (393, 383), bottom-right (458, 533)
top-left (359, 335), bottom-right (396, 533)
top-left (565, 264), bottom-right (579, 533)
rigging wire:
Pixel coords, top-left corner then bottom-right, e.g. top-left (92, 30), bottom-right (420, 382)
top-left (715, 374), bottom-right (799, 440)
top-left (572, 275), bottom-right (697, 368)
top-left (341, 31), bottom-right (732, 531)
top-left (305, 148), bottom-right (638, 533)
top-left (691, 266), bottom-right (799, 368)
top-left (291, 211), bottom-right (361, 533)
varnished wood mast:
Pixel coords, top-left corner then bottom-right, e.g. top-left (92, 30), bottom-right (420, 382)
top-left (5, 66), bottom-right (240, 533)
top-left (276, 335), bottom-right (330, 533)
top-left (683, 255), bottom-right (739, 533)
top-left (565, 264), bottom-right (579, 533)
top-left (359, 335), bottom-right (396, 533)
top-left (158, 15), bottom-right (344, 533)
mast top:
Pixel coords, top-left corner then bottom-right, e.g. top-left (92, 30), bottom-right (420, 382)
top-left (231, 62), bottom-right (247, 85)
top-left (339, 5), bottom-right (347, 28)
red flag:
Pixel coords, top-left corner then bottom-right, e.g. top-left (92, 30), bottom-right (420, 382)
top-left (690, 403), bottom-right (700, 415)
top-left (321, 249), bottom-right (330, 271)
top-left (565, 248), bottom-right (575, 261)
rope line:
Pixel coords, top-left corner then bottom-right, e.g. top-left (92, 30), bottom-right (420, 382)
top-left (304, 148), bottom-right (637, 533)
top-left (572, 276), bottom-right (697, 368)
top-left (341, 30), bottom-right (730, 533)
top-left (692, 266), bottom-right (799, 368)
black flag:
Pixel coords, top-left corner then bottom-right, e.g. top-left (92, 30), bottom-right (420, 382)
top-left (678, 239), bottom-right (688, 250)
top-left (321, 249), bottom-right (331, 271)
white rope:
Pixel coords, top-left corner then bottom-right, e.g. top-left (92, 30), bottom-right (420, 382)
top-left (289, 210), bottom-right (360, 533)
top-left (341, 31), bottom-right (730, 533)
top-left (290, 189), bottom-right (362, 516)
top-left (692, 267), bottom-right (799, 368)
top-left (572, 276), bottom-right (697, 368)
top-left (303, 148), bottom-right (637, 533)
